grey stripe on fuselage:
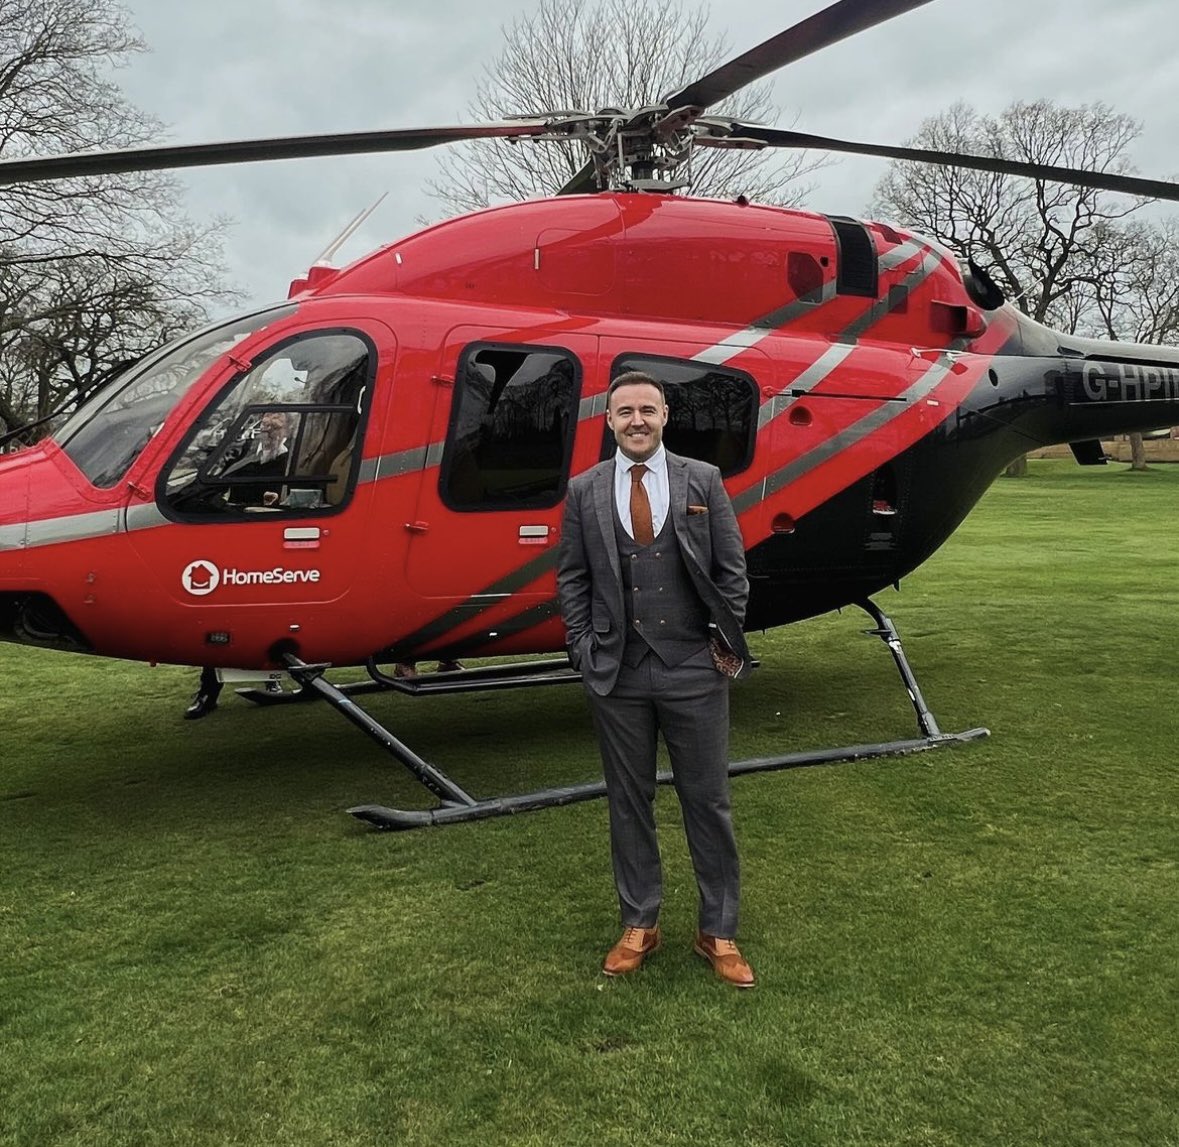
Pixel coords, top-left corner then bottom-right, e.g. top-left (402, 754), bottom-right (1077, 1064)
top-left (367, 441), bottom-right (445, 483)
top-left (21, 508), bottom-right (122, 550)
top-left (756, 344), bottom-right (857, 430)
top-left (391, 547), bottom-right (560, 656)
top-left (15, 504), bottom-right (164, 551)
top-left (731, 356), bottom-right (955, 515)
top-left (451, 596), bottom-right (563, 654)
top-left (691, 281), bottom-right (837, 368)
top-left (879, 238), bottom-right (930, 271)
top-left (685, 238), bottom-right (930, 371)
top-left (125, 503), bottom-right (171, 532)
top-left (750, 249), bottom-right (940, 432)
top-left (0, 522), bottom-right (25, 551)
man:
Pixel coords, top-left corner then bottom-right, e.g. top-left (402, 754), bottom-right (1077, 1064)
top-left (224, 410), bottom-right (292, 507)
top-left (557, 371), bottom-right (755, 988)
top-left (184, 664), bottom-right (222, 720)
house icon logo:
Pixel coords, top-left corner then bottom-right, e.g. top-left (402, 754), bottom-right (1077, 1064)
top-left (181, 560), bottom-right (221, 597)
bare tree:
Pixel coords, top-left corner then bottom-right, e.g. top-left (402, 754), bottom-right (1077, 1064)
top-left (427, 0), bottom-right (821, 216)
top-left (869, 99), bottom-right (1161, 476)
top-left (0, 256), bottom-right (205, 439)
top-left (870, 100), bottom-right (1149, 325)
top-left (0, 0), bottom-right (237, 444)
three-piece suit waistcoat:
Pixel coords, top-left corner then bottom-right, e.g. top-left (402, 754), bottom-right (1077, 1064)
top-left (614, 503), bottom-right (710, 668)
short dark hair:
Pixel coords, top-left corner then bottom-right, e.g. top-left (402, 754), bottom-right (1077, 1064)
top-left (607, 370), bottom-right (666, 405)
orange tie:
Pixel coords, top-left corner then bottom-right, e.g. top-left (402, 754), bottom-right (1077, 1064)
top-left (629, 463), bottom-right (654, 545)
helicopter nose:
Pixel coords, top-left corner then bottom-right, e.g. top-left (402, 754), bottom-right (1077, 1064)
top-left (0, 446), bottom-right (32, 585)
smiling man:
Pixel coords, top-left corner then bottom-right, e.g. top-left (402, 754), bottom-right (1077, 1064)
top-left (556, 371), bottom-right (755, 987)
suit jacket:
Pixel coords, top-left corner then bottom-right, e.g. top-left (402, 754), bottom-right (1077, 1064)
top-left (556, 451), bottom-right (752, 695)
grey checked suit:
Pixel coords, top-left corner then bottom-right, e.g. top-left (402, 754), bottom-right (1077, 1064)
top-left (557, 451), bottom-right (751, 936)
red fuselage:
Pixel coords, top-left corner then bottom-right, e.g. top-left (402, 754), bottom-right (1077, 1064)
top-left (2, 193), bottom-right (1176, 669)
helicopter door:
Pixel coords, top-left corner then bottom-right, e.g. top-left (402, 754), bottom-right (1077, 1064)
top-left (124, 324), bottom-right (387, 645)
top-left (404, 331), bottom-right (588, 643)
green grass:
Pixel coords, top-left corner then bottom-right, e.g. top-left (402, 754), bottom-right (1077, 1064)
top-left (1, 459), bottom-right (1177, 1146)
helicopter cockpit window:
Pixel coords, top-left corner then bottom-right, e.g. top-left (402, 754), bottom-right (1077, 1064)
top-left (441, 343), bottom-right (580, 510)
top-left (604, 355), bottom-right (757, 476)
top-left (57, 303), bottom-right (296, 489)
top-left (160, 330), bottom-right (372, 518)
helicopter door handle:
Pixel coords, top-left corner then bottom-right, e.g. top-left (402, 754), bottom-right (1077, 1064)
top-left (518, 525), bottom-right (551, 546)
top-left (284, 526), bottom-right (321, 551)
top-left (405, 521), bottom-right (430, 533)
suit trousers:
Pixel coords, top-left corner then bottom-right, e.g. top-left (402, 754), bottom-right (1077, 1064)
top-left (586, 645), bottom-right (740, 937)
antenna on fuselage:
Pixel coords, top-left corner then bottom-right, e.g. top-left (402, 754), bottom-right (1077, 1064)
top-left (289, 192), bottom-right (389, 298)
top-left (312, 191), bottom-right (389, 265)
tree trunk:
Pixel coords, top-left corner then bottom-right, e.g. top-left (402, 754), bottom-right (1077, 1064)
top-left (1129, 432), bottom-right (1148, 471)
top-left (1004, 454), bottom-right (1028, 478)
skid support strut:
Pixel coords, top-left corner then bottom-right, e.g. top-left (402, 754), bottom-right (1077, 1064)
top-left (282, 655), bottom-right (479, 810)
top-left (858, 597), bottom-right (941, 737)
top-left (291, 600), bottom-right (987, 831)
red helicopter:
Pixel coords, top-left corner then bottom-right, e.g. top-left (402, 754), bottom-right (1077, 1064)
top-left (3, 0), bottom-right (1179, 829)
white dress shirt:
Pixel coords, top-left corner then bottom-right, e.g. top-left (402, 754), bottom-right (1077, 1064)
top-left (613, 445), bottom-right (669, 540)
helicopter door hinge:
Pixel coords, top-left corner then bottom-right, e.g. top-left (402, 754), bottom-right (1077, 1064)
top-left (227, 352), bottom-right (252, 372)
top-left (127, 481), bottom-right (151, 500)
top-left (431, 374), bottom-right (454, 387)
top-left (404, 521), bottom-right (430, 534)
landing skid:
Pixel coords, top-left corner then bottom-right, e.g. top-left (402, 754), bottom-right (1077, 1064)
top-left (272, 599), bottom-right (987, 830)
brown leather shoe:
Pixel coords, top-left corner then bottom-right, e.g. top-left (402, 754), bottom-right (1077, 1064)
top-left (694, 933), bottom-right (755, 988)
top-left (602, 926), bottom-right (662, 976)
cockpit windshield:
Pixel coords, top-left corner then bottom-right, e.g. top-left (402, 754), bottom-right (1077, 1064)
top-left (57, 303), bottom-right (296, 488)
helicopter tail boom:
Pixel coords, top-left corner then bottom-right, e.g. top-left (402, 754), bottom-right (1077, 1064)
top-left (986, 311), bottom-right (1179, 447)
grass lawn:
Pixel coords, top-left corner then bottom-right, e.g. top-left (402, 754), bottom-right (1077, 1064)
top-left (1, 459), bottom-right (1177, 1146)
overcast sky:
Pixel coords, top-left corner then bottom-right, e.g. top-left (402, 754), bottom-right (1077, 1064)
top-left (112, 0), bottom-right (1178, 312)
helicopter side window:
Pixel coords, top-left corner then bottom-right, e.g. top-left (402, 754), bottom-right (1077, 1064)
top-left (160, 330), bottom-right (373, 519)
top-left (604, 355), bottom-right (758, 476)
top-left (441, 343), bottom-right (580, 511)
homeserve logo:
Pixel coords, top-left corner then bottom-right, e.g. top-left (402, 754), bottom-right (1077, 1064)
top-left (181, 559), bottom-right (320, 597)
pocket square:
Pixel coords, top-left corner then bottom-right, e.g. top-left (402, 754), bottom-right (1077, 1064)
top-left (687, 504), bottom-right (708, 516)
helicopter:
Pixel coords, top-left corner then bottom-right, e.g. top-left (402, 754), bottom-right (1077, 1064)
top-left (3, 0), bottom-right (1179, 830)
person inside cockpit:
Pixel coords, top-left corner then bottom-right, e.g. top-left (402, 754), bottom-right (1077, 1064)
top-left (223, 410), bottom-right (292, 507)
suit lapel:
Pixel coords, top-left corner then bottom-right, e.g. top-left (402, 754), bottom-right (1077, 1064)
top-left (591, 462), bottom-right (622, 586)
top-left (667, 453), bottom-right (697, 563)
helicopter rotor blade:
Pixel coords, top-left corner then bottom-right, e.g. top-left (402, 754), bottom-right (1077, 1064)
top-left (665, 0), bottom-right (937, 115)
top-left (698, 123), bottom-right (1179, 203)
top-left (0, 120), bottom-right (564, 186)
